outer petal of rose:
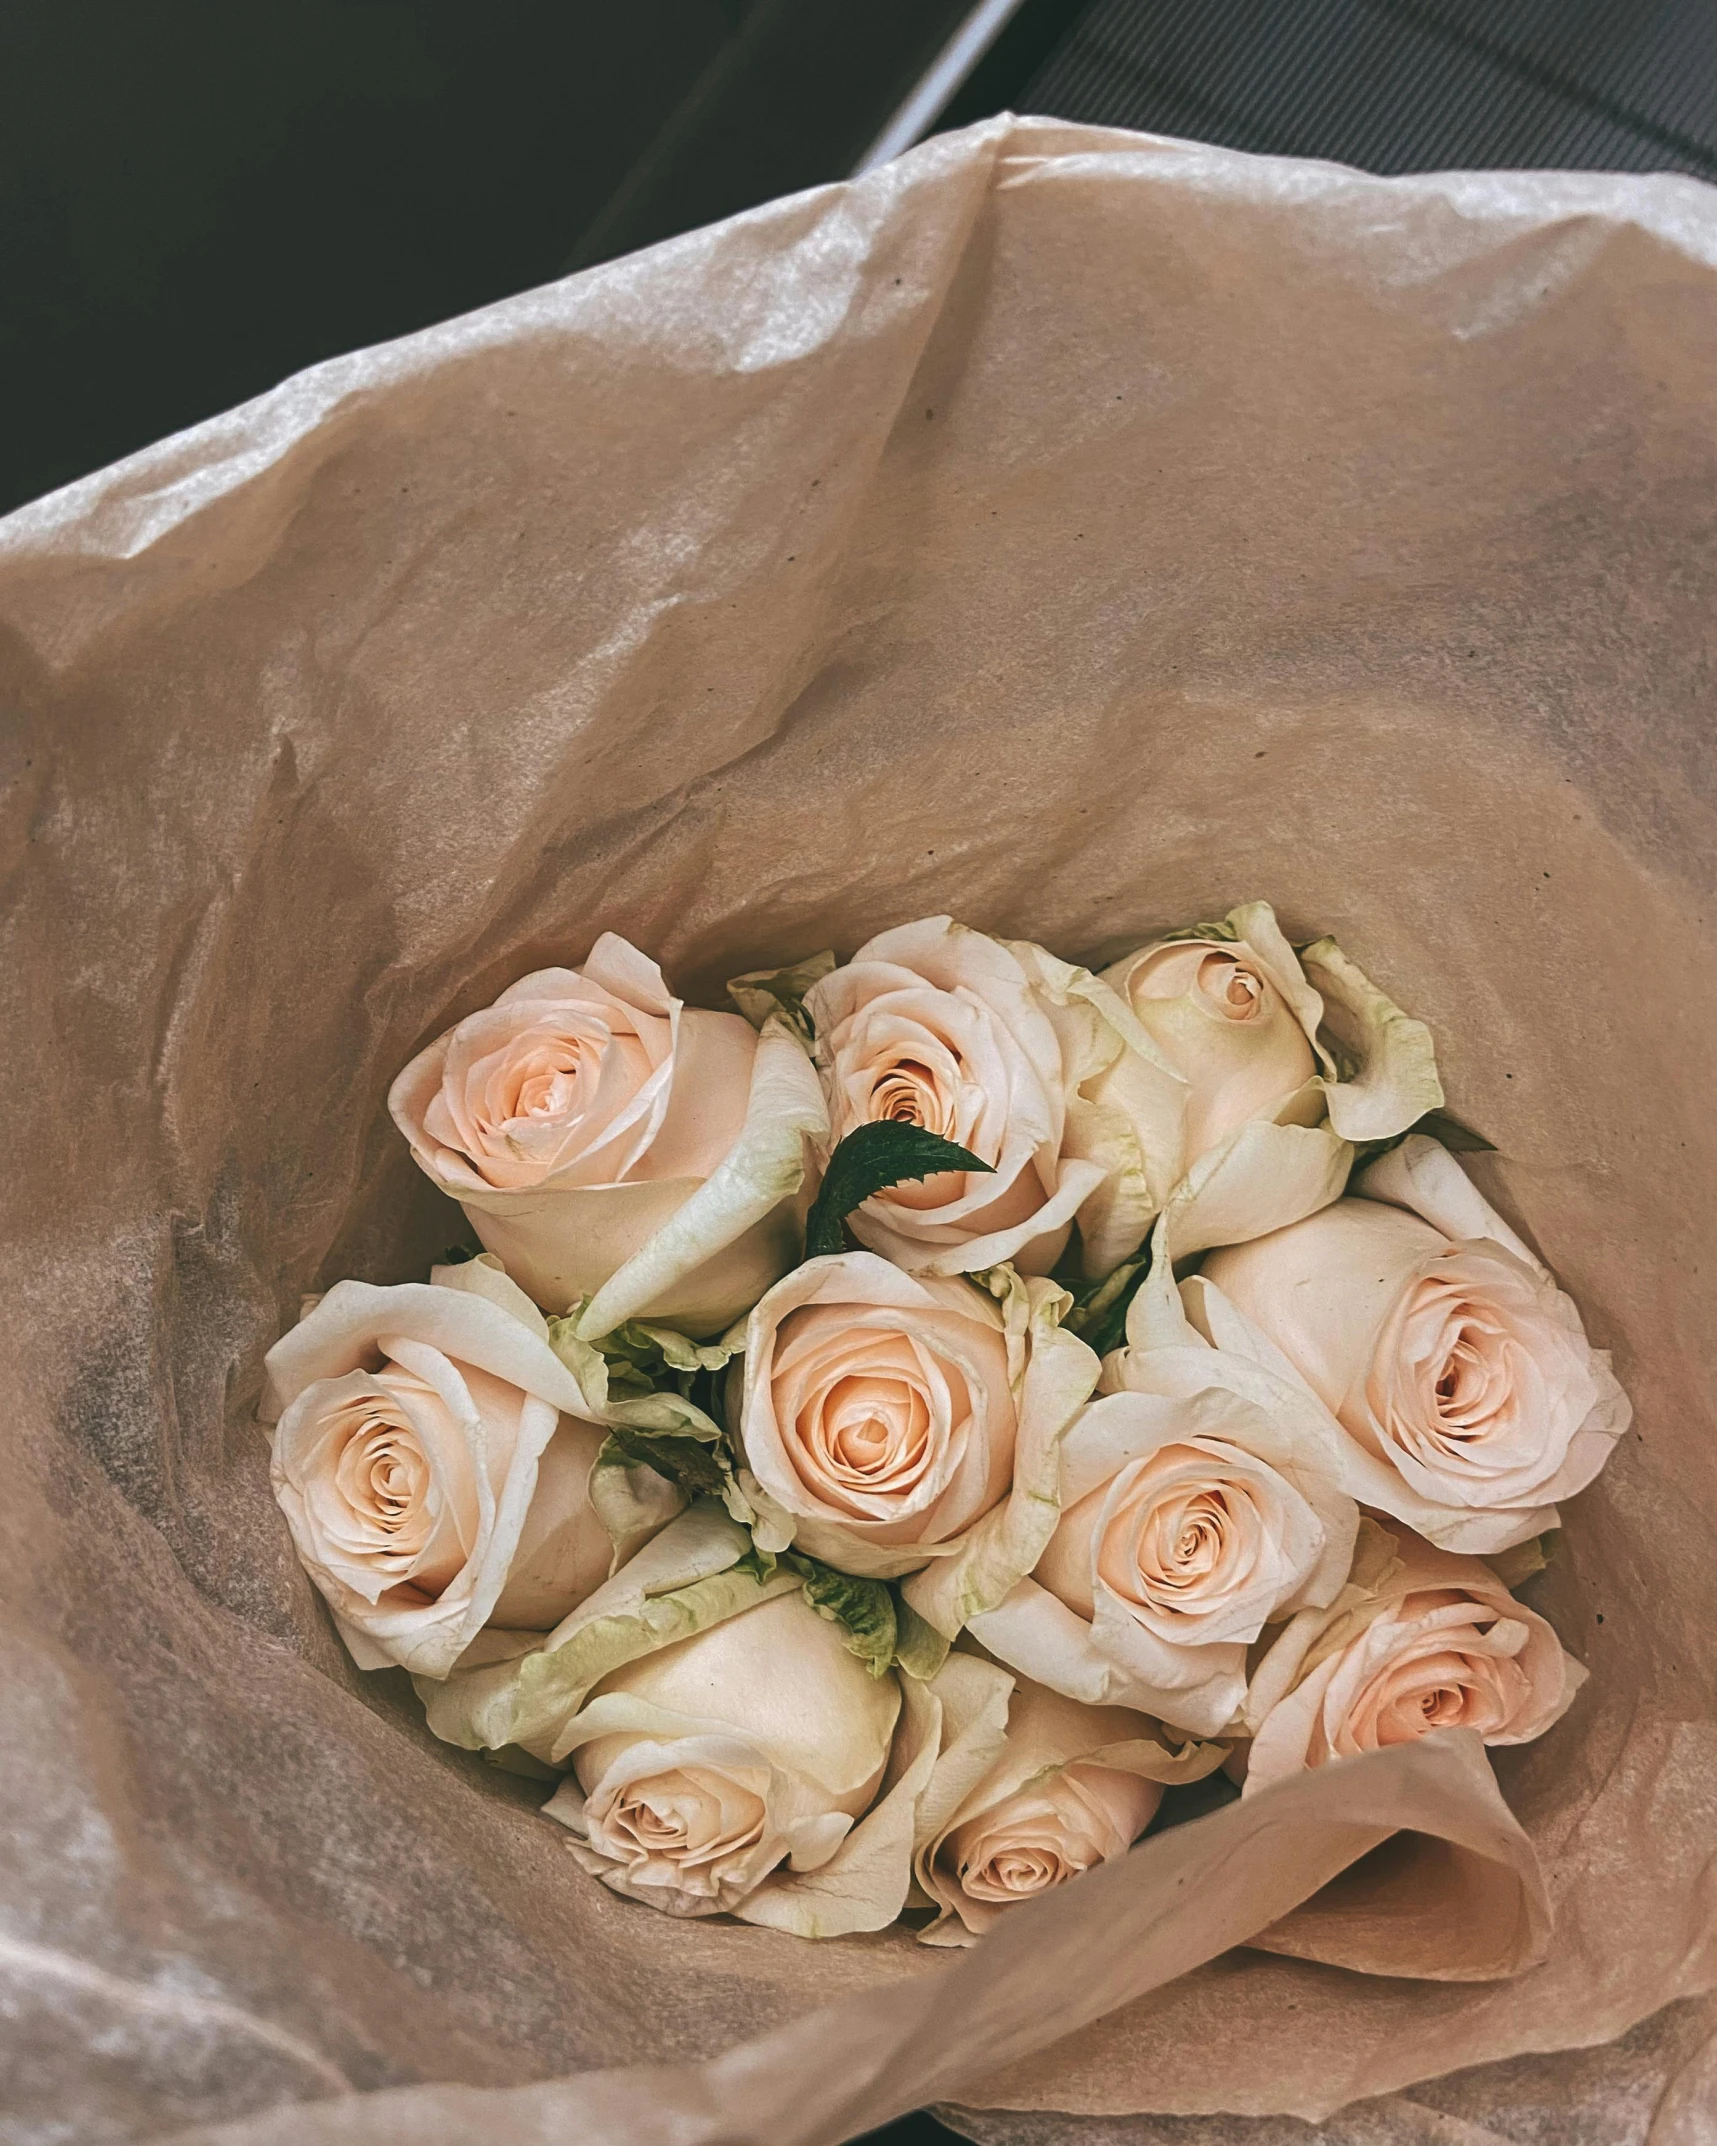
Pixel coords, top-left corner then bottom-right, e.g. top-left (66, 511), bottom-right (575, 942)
top-left (900, 1278), bottom-right (1100, 1639)
top-left (1358, 1134), bottom-right (1542, 1270)
top-left (262, 1277), bottom-right (603, 1425)
top-left (574, 1015), bottom-right (828, 1340)
top-left (1298, 937), bottom-right (1445, 1144)
top-left (739, 1671), bottom-right (943, 1938)
top-left (415, 1507), bottom-right (800, 1760)
top-left (967, 1576), bottom-right (1188, 1715)
top-left (1158, 1118), bottom-right (1353, 1260)
top-left (1007, 940), bottom-right (1181, 1280)
top-left (868, 1154), bottom-right (1108, 1278)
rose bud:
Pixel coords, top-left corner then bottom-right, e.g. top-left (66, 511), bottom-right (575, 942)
top-left (1191, 1135), bottom-right (1631, 1552)
top-left (546, 1587), bottom-right (921, 1934)
top-left (1240, 1519), bottom-right (1583, 1791)
top-left (801, 916), bottom-right (1150, 1279)
top-left (969, 1229), bottom-right (1356, 1737)
top-left (1089, 901), bottom-right (1444, 1259)
top-left (263, 1257), bottom-right (679, 1678)
top-left (913, 1653), bottom-right (1222, 1945)
top-left (389, 935), bottom-right (826, 1338)
top-left (734, 1251), bottom-right (1099, 1643)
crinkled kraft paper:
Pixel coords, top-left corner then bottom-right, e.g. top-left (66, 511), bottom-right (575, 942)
top-left (0, 115), bottom-right (1713, 2146)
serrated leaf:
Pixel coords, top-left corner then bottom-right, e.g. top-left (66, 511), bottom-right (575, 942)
top-left (804, 1121), bottom-right (993, 1260)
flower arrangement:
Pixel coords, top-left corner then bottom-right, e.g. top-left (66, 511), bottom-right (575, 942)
top-left (265, 905), bottom-right (1623, 1943)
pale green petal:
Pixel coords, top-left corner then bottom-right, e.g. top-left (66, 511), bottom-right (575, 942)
top-left (1299, 935), bottom-right (1444, 1143)
top-left (1008, 938), bottom-right (1180, 1278)
top-left (416, 1507), bottom-right (799, 1762)
top-left (900, 1275), bottom-right (1099, 1640)
top-left (575, 1015), bottom-right (829, 1341)
top-left (727, 950), bottom-right (837, 1035)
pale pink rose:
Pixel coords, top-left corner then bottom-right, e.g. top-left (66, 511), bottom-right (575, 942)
top-left (802, 917), bottom-right (1134, 1277)
top-left (1195, 1137), bottom-right (1630, 1552)
top-left (1242, 1521), bottom-right (1582, 1791)
top-left (916, 1670), bottom-right (1192, 1942)
top-left (734, 1250), bottom-right (1018, 1578)
top-left (1101, 934), bottom-right (1317, 1165)
top-left (735, 1252), bottom-right (1100, 1645)
top-left (389, 934), bottom-right (825, 1336)
top-left (1087, 902), bottom-right (1444, 1261)
top-left (553, 1589), bottom-right (902, 1926)
top-left (262, 1262), bottom-right (677, 1677)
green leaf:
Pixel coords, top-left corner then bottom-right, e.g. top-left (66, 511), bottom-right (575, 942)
top-left (782, 1552), bottom-right (898, 1677)
top-left (727, 951), bottom-right (837, 1038)
top-left (804, 1121), bottom-right (993, 1260)
top-left (1063, 1251), bottom-right (1151, 1357)
top-left (600, 1426), bottom-right (731, 1499)
top-left (1411, 1108), bottom-right (1497, 1154)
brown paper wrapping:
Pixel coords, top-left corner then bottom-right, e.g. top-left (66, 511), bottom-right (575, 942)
top-left (1, 116), bottom-right (1712, 2145)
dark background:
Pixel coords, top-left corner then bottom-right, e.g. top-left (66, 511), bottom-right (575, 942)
top-left (2, 0), bottom-right (1712, 521)
top-left (4, 3), bottom-right (1710, 2139)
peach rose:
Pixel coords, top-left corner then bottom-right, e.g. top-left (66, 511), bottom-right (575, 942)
top-left (263, 1258), bottom-right (678, 1677)
top-left (545, 1586), bottom-right (938, 1935)
top-left (801, 917), bottom-right (1150, 1279)
top-left (1241, 1520), bottom-right (1582, 1791)
top-left (389, 935), bottom-right (826, 1338)
top-left (969, 1229), bottom-right (1356, 1736)
top-left (735, 1251), bottom-right (1099, 1642)
top-left (1089, 902), bottom-right (1444, 1259)
top-left (912, 1654), bottom-right (1220, 1944)
top-left (1192, 1136), bottom-right (1630, 1552)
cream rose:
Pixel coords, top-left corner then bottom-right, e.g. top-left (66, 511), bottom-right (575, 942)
top-left (735, 1251), bottom-right (1099, 1643)
top-left (545, 1586), bottom-right (935, 1935)
top-left (263, 1258), bottom-right (679, 1677)
top-left (912, 1653), bottom-right (1221, 1944)
top-left (1089, 902), bottom-right (1444, 1258)
top-left (1241, 1520), bottom-right (1583, 1791)
top-left (969, 1229), bottom-right (1356, 1736)
top-left (801, 916), bottom-right (1151, 1279)
top-left (1192, 1136), bottom-right (1630, 1551)
top-left (389, 934), bottom-right (826, 1338)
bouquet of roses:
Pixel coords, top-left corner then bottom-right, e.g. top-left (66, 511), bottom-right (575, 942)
top-left (264, 902), bottom-right (1626, 1946)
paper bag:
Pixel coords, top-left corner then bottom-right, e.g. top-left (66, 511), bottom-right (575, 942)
top-left (1, 116), bottom-right (1712, 2144)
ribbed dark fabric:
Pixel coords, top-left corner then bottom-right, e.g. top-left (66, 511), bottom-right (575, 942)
top-left (1020, 0), bottom-right (1717, 177)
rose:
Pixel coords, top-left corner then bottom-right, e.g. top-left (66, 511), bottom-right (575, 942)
top-left (735, 1251), bottom-right (1100, 1645)
top-left (389, 934), bottom-right (827, 1338)
top-left (545, 1586), bottom-right (918, 1932)
top-left (1191, 1135), bottom-right (1631, 1551)
top-left (1240, 1519), bottom-right (1583, 1791)
top-left (800, 916), bottom-right (1149, 1279)
top-left (1088, 902), bottom-right (1444, 1258)
top-left (912, 1654), bottom-right (1221, 1945)
top-left (262, 1257), bottom-right (679, 1678)
top-left (967, 1230), bottom-right (1356, 1736)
